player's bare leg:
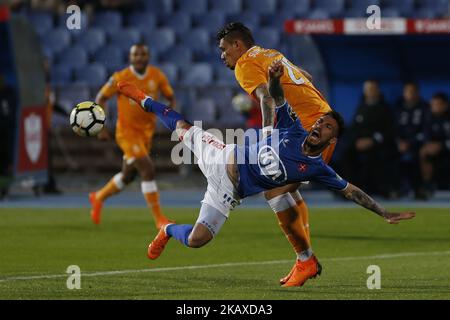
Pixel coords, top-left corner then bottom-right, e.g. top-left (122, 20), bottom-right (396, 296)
top-left (89, 159), bottom-right (137, 224)
top-left (133, 155), bottom-right (174, 228)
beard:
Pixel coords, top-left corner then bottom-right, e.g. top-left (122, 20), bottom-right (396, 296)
top-left (304, 137), bottom-right (328, 153)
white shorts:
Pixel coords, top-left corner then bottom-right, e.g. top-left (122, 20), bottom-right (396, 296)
top-left (181, 126), bottom-right (241, 217)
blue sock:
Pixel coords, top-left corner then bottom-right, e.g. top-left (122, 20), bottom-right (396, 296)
top-left (166, 224), bottom-right (193, 247)
top-left (143, 98), bottom-right (184, 131)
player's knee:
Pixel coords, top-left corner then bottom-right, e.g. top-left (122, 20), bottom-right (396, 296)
top-left (187, 234), bottom-right (209, 248)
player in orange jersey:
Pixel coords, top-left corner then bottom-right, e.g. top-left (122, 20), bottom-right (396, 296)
top-left (217, 22), bottom-right (334, 286)
top-left (89, 44), bottom-right (175, 228)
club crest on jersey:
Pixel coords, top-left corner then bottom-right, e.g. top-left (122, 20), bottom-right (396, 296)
top-left (298, 163), bottom-right (308, 173)
top-left (258, 145), bottom-right (287, 183)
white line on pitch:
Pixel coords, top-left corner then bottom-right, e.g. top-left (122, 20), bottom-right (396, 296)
top-left (1, 250), bottom-right (450, 283)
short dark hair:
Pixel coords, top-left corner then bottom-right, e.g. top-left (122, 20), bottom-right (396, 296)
top-left (432, 92), bottom-right (449, 103)
top-left (216, 22), bottom-right (255, 48)
top-left (324, 110), bottom-right (345, 138)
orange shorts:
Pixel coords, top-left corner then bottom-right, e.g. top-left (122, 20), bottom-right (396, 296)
top-left (116, 128), bottom-right (154, 162)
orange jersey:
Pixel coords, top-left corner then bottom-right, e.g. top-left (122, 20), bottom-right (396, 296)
top-left (235, 46), bottom-right (332, 131)
top-left (100, 65), bottom-right (174, 134)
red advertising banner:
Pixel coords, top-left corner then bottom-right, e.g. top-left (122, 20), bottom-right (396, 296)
top-left (17, 106), bottom-right (48, 173)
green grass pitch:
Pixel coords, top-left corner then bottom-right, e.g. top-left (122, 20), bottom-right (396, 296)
top-left (0, 207), bottom-right (449, 299)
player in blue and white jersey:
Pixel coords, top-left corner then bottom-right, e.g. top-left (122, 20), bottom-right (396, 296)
top-left (116, 60), bottom-right (415, 287)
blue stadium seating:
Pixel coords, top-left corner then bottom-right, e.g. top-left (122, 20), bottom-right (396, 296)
top-left (179, 28), bottom-right (210, 54)
top-left (50, 65), bottom-right (72, 86)
top-left (159, 63), bottom-right (178, 85)
top-left (382, 0), bottom-right (414, 17)
top-left (186, 98), bottom-right (216, 123)
top-left (279, 0), bottom-right (310, 16)
top-left (74, 63), bottom-right (107, 87)
top-left (192, 11), bottom-right (226, 33)
top-left (260, 11), bottom-right (295, 29)
top-left (74, 28), bottom-right (105, 55)
top-left (314, 0), bottom-right (345, 17)
top-left (381, 8), bottom-right (400, 17)
top-left (214, 65), bottom-right (238, 86)
top-left (94, 45), bottom-right (125, 74)
top-left (243, 0), bottom-right (277, 14)
top-left (126, 12), bottom-right (156, 30)
top-left (28, 11), bottom-right (53, 37)
top-left (180, 63), bottom-right (213, 87)
top-left (418, 0), bottom-right (449, 17)
top-left (308, 9), bottom-right (331, 19)
top-left (210, 0), bottom-right (242, 14)
top-left (197, 86), bottom-right (233, 111)
top-left (41, 28), bottom-right (71, 55)
top-left (413, 8), bottom-right (439, 18)
top-left (227, 12), bottom-right (260, 31)
top-left (56, 46), bottom-right (88, 70)
top-left (253, 28), bottom-right (280, 48)
top-left (159, 12), bottom-right (192, 34)
top-left (175, 0), bottom-right (208, 14)
top-left (92, 11), bottom-right (122, 30)
top-left (56, 83), bottom-right (90, 104)
top-left (161, 45), bottom-right (193, 65)
top-left (141, 0), bottom-right (173, 13)
top-left (108, 28), bottom-right (142, 53)
top-left (348, 0), bottom-right (381, 11)
top-left (142, 28), bottom-right (176, 54)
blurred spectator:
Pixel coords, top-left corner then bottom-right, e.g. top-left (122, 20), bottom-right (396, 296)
top-left (342, 80), bottom-right (399, 198)
top-left (395, 81), bottom-right (428, 198)
top-left (0, 74), bottom-right (17, 199)
top-left (418, 93), bottom-right (450, 198)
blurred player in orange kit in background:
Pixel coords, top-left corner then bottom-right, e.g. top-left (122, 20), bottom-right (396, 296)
top-left (90, 44), bottom-right (176, 228)
top-left (217, 22), bottom-right (335, 286)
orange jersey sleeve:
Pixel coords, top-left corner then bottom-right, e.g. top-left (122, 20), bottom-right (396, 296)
top-left (156, 69), bottom-right (174, 99)
top-left (99, 73), bottom-right (119, 99)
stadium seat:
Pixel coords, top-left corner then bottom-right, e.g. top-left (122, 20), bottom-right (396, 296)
top-left (180, 63), bottom-right (213, 87)
top-left (308, 9), bottom-right (331, 20)
top-left (50, 65), bottom-right (72, 86)
top-left (260, 11), bottom-right (295, 29)
top-left (41, 28), bottom-right (71, 55)
top-left (179, 28), bottom-right (210, 54)
top-left (214, 65), bottom-right (238, 86)
top-left (348, 0), bottom-right (380, 11)
top-left (126, 12), bottom-right (156, 30)
top-left (108, 28), bottom-right (142, 53)
top-left (381, 8), bottom-right (400, 17)
top-left (382, 0), bottom-right (415, 17)
top-left (227, 12), bottom-right (260, 31)
top-left (27, 11), bottom-right (53, 37)
top-left (279, 0), bottom-right (310, 16)
top-left (159, 63), bottom-right (178, 85)
top-left (73, 28), bottom-right (105, 55)
top-left (56, 83), bottom-right (90, 104)
top-left (186, 98), bottom-right (216, 123)
top-left (192, 11), bottom-right (226, 34)
top-left (74, 63), bottom-right (107, 87)
top-left (418, 0), bottom-right (449, 15)
top-left (140, 0), bottom-right (173, 13)
top-left (159, 12), bottom-right (191, 34)
top-left (197, 86), bottom-right (233, 112)
top-left (253, 28), bottom-right (280, 48)
top-left (142, 28), bottom-right (176, 54)
top-left (314, 0), bottom-right (344, 17)
top-left (161, 45), bottom-right (193, 65)
top-left (92, 11), bottom-right (123, 30)
top-left (243, 0), bottom-right (277, 14)
top-left (56, 46), bottom-right (88, 70)
top-left (175, 0), bottom-right (207, 14)
top-left (413, 8), bottom-right (438, 18)
top-left (93, 45), bottom-right (125, 74)
top-left (209, 0), bottom-right (242, 14)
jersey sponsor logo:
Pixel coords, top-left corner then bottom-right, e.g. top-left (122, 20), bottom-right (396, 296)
top-left (257, 145), bottom-right (287, 183)
top-left (298, 163), bottom-right (308, 173)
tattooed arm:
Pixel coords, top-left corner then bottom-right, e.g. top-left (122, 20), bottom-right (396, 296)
top-left (255, 84), bottom-right (276, 135)
top-left (340, 183), bottom-right (416, 224)
top-left (268, 60), bottom-right (285, 107)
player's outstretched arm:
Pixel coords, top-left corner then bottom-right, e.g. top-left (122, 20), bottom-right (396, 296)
top-left (268, 59), bottom-right (285, 107)
top-left (340, 183), bottom-right (416, 224)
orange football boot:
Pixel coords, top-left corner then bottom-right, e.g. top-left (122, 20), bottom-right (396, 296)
top-left (89, 192), bottom-right (103, 225)
top-left (117, 81), bottom-right (146, 106)
top-left (279, 264), bottom-right (296, 285)
top-left (282, 255), bottom-right (322, 288)
top-left (147, 224), bottom-right (172, 260)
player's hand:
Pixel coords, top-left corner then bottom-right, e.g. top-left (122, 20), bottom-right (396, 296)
top-left (382, 211), bottom-right (416, 224)
top-left (269, 60), bottom-right (284, 79)
top-left (97, 127), bottom-right (112, 141)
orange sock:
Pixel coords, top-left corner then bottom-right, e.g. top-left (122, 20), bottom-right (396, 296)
top-left (291, 191), bottom-right (310, 241)
top-left (141, 181), bottom-right (169, 225)
top-left (95, 173), bottom-right (124, 202)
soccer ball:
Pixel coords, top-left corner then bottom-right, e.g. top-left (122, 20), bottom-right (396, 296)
top-left (232, 93), bottom-right (253, 113)
top-left (69, 101), bottom-right (106, 137)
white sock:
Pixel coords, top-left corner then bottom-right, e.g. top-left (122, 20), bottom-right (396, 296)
top-left (297, 248), bottom-right (313, 262)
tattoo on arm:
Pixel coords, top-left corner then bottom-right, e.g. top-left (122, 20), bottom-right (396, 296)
top-left (256, 85), bottom-right (275, 128)
top-left (343, 184), bottom-right (386, 217)
top-left (268, 75), bottom-right (285, 106)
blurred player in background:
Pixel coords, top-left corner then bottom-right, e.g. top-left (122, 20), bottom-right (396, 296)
top-left (217, 22), bottom-right (332, 285)
top-left (90, 44), bottom-right (175, 227)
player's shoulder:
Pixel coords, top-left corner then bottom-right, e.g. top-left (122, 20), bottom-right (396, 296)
top-left (112, 66), bottom-right (133, 80)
